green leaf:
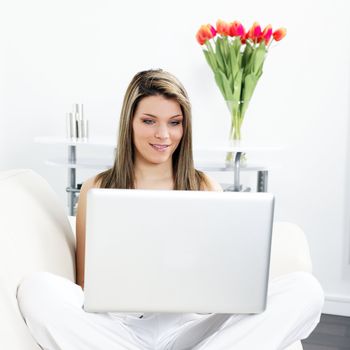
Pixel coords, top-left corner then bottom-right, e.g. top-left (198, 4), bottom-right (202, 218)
top-left (219, 70), bottom-right (234, 100)
top-left (232, 37), bottom-right (241, 56)
top-left (221, 36), bottom-right (232, 78)
top-left (229, 42), bottom-right (239, 79)
top-left (233, 68), bottom-right (243, 103)
top-left (241, 74), bottom-right (258, 117)
top-left (242, 42), bottom-right (253, 71)
top-left (203, 49), bottom-right (215, 71)
top-left (214, 71), bottom-right (226, 98)
top-left (252, 43), bottom-right (266, 76)
top-left (202, 35), bottom-right (267, 119)
top-left (215, 38), bottom-right (226, 73)
top-left (228, 73), bottom-right (233, 90)
top-left (204, 41), bottom-right (218, 71)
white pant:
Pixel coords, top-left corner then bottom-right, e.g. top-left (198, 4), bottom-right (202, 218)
top-left (17, 271), bottom-right (324, 350)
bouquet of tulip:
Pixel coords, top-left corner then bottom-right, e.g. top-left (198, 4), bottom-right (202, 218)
top-left (196, 20), bottom-right (286, 153)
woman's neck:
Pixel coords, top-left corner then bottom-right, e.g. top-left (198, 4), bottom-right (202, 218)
top-left (134, 157), bottom-right (174, 189)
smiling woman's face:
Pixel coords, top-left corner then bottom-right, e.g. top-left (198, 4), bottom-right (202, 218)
top-left (132, 94), bottom-right (184, 165)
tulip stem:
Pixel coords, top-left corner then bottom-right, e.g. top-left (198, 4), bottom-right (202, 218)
top-left (205, 40), bottom-right (215, 55)
top-left (267, 39), bottom-right (274, 50)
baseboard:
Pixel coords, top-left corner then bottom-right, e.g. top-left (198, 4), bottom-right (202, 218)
top-left (323, 294), bottom-right (350, 316)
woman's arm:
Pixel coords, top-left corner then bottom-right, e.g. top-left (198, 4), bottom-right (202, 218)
top-left (75, 176), bottom-right (100, 289)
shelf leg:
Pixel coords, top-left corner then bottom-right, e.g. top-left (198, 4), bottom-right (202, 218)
top-left (233, 152), bottom-right (242, 192)
top-left (257, 170), bottom-right (268, 192)
top-left (67, 145), bottom-right (76, 216)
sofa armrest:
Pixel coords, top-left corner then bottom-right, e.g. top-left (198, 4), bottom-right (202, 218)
top-left (269, 222), bottom-right (313, 279)
top-left (68, 216), bottom-right (76, 237)
top-left (0, 169), bottom-right (76, 350)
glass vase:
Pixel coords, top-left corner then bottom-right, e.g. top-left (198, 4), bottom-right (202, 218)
top-left (225, 99), bottom-right (245, 166)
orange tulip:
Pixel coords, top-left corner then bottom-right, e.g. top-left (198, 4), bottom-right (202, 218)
top-left (216, 19), bottom-right (230, 36)
top-left (259, 24), bottom-right (273, 45)
top-left (195, 24), bottom-right (217, 45)
top-left (273, 28), bottom-right (287, 41)
top-left (247, 22), bottom-right (262, 42)
top-left (229, 21), bottom-right (245, 37)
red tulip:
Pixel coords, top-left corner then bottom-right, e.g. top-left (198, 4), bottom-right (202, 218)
top-left (229, 21), bottom-right (245, 37)
top-left (241, 32), bottom-right (249, 44)
top-left (273, 28), bottom-right (287, 41)
top-left (196, 24), bottom-right (217, 45)
top-left (259, 24), bottom-right (273, 45)
top-left (247, 22), bottom-right (262, 42)
top-left (216, 19), bottom-right (231, 36)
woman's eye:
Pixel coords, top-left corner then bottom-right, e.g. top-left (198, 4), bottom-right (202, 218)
top-left (142, 119), bottom-right (154, 125)
top-left (170, 120), bottom-right (182, 126)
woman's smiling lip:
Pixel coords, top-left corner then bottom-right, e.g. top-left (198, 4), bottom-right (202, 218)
top-left (149, 143), bottom-right (171, 151)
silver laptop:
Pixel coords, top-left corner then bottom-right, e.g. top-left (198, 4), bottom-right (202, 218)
top-left (84, 189), bottom-right (274, 314)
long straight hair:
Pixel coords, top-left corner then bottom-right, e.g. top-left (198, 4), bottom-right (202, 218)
top-left (96, 69), bottom-right (208, 190)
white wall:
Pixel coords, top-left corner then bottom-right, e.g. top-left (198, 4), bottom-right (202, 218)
top-left (1, 0), bottom-right (350, 315)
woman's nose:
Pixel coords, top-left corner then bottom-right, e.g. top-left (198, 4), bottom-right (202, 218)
top-left (155, 124), bottom-right (169, 139)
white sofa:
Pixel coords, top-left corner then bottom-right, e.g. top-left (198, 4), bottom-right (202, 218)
top-left (0, 169), bottom-right (311, 350)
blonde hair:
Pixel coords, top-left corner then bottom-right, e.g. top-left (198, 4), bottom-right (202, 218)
top-left (96, 69), bottom-right (208, 190)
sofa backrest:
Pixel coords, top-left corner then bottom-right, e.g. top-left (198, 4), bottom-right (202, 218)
top-left (0, 169), bottom-right (75, 349)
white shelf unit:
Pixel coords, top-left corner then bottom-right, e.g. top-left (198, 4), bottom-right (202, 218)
top-left (35, 136), bottom-right (277, 215)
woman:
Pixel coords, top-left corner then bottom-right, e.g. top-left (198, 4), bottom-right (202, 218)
top-left (18, 69), bottom-right (324, 350)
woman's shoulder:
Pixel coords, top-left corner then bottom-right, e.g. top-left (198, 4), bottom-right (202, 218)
top-left (200, 173), bottom-right (223, 192)
top-left (80, 175), bottom-right (102, 193)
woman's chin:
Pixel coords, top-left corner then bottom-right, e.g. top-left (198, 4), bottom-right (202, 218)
top-left (145, 154), bottom-right (172, 165)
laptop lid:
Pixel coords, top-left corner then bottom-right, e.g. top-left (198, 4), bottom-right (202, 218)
top-left (84, 189), bottom-right (274, 314)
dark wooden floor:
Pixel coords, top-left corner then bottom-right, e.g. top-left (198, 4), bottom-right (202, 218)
top-left (302, 314), bottom-right (350, 349)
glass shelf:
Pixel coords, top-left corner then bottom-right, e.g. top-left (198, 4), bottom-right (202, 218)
top-left (46, 158), bottom-right (113, 169)
top-left (45, 157), bottom-right (270, 172)
top-left (34, 136), bottom-right (116, 147)
top-left (35, 135), bottom-right (279, 215)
